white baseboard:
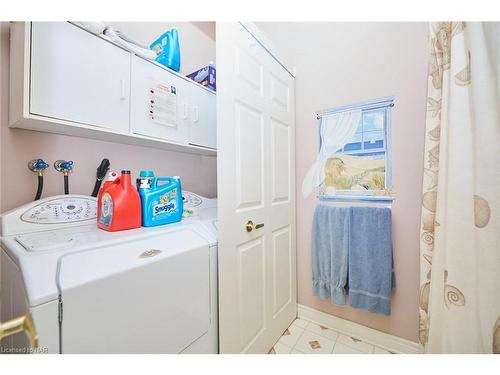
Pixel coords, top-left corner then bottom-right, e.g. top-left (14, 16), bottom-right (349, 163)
top-left (297, 304), bottom-right (422, 354)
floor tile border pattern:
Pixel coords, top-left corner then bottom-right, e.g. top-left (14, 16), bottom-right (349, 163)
top-left (269, 318), bottom-right (394, 354)
top-left (297, 304), bottom-right (423, 354)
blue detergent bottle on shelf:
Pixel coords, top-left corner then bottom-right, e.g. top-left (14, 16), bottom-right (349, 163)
top-left (139, 172), bottom-right (183, 227)
top-left (149, 28), bottom-right (181, 72)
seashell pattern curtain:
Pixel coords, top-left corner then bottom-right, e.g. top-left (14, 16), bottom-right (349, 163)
top-left (419, 22), bottom-right (500, 353)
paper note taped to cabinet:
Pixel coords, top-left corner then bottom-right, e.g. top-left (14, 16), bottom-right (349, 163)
top-left (148, 82), bottom-right (177, 127)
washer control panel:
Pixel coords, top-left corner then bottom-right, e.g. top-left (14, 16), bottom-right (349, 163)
top-left (21, 197), bottom-right (97, 224)
top-left (182, 191), bottom-right (203, 208)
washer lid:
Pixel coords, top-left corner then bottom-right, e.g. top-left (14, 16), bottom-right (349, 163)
top-left (15, 227), bottom-right (97, 252)
top-left (3, 221), bottom-right (212, 308)
top-left (58, 227), bottom-right (210, 353)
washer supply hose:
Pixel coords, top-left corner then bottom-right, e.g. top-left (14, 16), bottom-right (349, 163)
top-left (54, 160), bottom-right (74, 195)
top-left (35, 174), bottom-right (44, 201)
top-left (91, 158), bottom-right (110, 197)
top-left (28, 159), bottom-right (49, 201)
top-left (64, 174), bottom-right (69, 195)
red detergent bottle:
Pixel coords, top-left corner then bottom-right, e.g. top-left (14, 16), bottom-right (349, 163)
top-left (97, 170), bottom-right (141, 231)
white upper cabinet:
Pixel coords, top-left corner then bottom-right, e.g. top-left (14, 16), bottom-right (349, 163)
top-left (30, 22), bottom-right (131, 133)
top-left (9, 22), bottom-right (216, 155)
top-left (130, 55), bottom-right (189, 144)
top-left (188, 84), bottom-right (216, 149)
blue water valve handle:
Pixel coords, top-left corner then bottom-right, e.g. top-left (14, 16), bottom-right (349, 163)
top-left (28, 159), bottom-right (49, 175)
top-left (62, 160), bottom-right (74, 172)
top-left (54, 160), bottom-right (74, 174)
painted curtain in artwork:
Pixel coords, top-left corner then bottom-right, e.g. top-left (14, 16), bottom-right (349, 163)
top-left (302, 110), bottom-right (362, 198)
top-left (419, 22), bottom-right (500, 353)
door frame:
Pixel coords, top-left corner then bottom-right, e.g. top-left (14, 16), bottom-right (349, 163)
top-left (238, 22), bottom-right (296, 78)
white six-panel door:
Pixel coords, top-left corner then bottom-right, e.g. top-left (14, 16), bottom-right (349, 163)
top-left (217, 23), bottom-right (296, 353)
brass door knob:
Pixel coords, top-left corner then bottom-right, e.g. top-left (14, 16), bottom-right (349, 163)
top-left (0, 313), bottom-right (39, 349)
top-left (246, 220), bottom-right (264, 232)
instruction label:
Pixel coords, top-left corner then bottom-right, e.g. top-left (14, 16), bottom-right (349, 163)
top-left (148, 82), bottom-right (177, 127)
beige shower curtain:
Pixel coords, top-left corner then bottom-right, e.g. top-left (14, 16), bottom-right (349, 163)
top-left (419, 22), bottom-right (500, 353)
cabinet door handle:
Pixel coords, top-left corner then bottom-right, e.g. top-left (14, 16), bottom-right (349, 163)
top-left (193, 106), bottom-right (199, 123)
top-left (120, 80), bottom-right (127, 101)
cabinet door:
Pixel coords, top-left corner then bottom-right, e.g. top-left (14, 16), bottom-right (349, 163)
top-left (130, 55), bottom-right (189, 144)
top-left (188, 86), bottom-right (216, 149)
top-left (30, 22), bottom-right (131, 133)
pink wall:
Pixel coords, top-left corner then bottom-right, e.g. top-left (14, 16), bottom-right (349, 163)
top-left (0, 22), bottom-right (217, 213)
top-left (258, 22), bottom-right (429, 342)
top-left (1, 21), bottom-right (430, 343)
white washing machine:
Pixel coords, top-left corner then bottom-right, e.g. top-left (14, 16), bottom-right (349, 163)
top-left (0, 193), bottom-right (218, 354)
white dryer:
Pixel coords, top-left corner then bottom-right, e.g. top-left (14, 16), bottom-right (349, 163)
top-left (0, 194), bottom-right (218, 354)
top-left (182, 190), bottom-right (218, 241)
top-left (180, 191), bottom-right (218, 354)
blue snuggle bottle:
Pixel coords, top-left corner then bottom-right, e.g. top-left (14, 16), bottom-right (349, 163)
top-left (139, 172), bottom-right (183, 227)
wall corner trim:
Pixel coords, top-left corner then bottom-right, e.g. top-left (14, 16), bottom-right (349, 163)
top-left (297, 304), bottom-right (423, 354)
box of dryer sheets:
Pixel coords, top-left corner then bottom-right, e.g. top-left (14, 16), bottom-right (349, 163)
top-left (186, 63), bottom-right (216, 91)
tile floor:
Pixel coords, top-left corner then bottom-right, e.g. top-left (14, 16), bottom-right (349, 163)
top-left (268, 318), bottom-right (396, 354)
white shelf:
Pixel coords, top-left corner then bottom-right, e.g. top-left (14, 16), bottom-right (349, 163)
top-left (15, 114), bottom-right (217, 156)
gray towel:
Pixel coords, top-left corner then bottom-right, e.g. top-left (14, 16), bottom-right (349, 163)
top-left (348, 206), bottom-right (394, 315)
top-left (312, 205), bottom-right (350, 306)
